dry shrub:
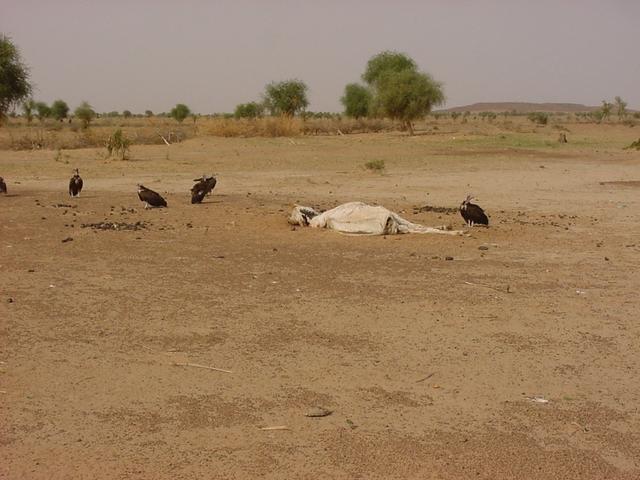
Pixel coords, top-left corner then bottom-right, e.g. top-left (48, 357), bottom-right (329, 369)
top-left (201, 117), bottom-right (302, 137)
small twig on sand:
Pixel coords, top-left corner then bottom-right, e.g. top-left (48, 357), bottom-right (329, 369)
top-left (172, 362), bottom-right (232, 374)
top-left (464, 281), bottom-right (510, 293)
top-left (337, 129), bottom-right (344, 136)
top-left (259, 426), bottom-right (290, 431)
top-left (415, 372), bottom-right (435, 383)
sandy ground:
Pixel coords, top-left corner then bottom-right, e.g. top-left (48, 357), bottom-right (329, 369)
top-left (2, 129), bottom-right (640, 479)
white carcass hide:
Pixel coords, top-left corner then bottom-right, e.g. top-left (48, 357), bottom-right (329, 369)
top-left (289, 202), bottom-right (462, 235)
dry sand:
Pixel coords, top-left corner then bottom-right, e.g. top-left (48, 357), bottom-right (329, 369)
top-left (1, 129), bottom-right (640, 479)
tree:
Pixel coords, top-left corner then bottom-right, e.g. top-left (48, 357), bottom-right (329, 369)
top-left (362, 51), bottom-right (417, 86)
top-left (22, 98), bottom-right (36, 123)
top-left (122, 110), bottom-right (132, 118)
top-left (600, 100), bottom-right (613, 123)
top-left (35, 101), bottom-right (51, 121)
top-left (170, 103), bottom-right (191, 122)
top-left (234, 101), bottom-right (264, 119)
top-left (50, 99), bottom-right (69, 121)
top-left (341, 83), bottom-right (372, 119)
top-left (614, 96), bottom-right (627, 119)
top-left (0, 35), bottom-right (32, 121)
top-left (144, 110), bottom-right (153, 117)
top-left (375, 69), bottom-right (444, 135)
top-left (263, 80), bottom-right (308, 117)
top-left (74, 101), bottom-right (96, 128)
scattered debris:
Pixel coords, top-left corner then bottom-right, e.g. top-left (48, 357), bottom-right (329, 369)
top-left (478, 245), bottom-right (489, 250)
top-left (259, 426), bottom-right (290, 431)
top-left (61, 237), bottom-right (73, 243)
top-left (171, 362), bottom-right (232, 374)
top-left (528, 395), bottom-right (550, 404)
top-left (445, 256), bottom-right (454, 261)
top-left (81, 221), bottom-right (148, 231)
top-left (413, 205), bottom-right (458, 214)
top-left (415, 372), bottom-right (435, 383)
top-left (305, 406), bottom-right (333, 418)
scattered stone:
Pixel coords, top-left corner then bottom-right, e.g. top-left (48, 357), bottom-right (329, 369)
top-left (478, 246), bottom-right (489, 251)
top-left (7, 297), bottom-right (14, 303)
top-left (445, 256), bottom-right (454, 261)
top-left (81, 221), bottom-right (148, 231)
top-left (61, 237), bottom-right (73, 243)
top-left (305, 406), bottom-right (333, 418)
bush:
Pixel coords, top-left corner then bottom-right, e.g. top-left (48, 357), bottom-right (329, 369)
top-left (106, 129), bottom-right (131, 159)
top-left (234, 102), bottom-right (263, 119)
top-left (364, 159), bottom-right (385, 172)
top-left (528, 112), bottom-right (548, 125)
top-left (624, 139), bottom-right (640, 150)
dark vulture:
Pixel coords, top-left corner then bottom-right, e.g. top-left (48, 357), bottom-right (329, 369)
top-left (190, 175), bottom-right (217, 204)
top-left (137, 184), bottom-right (167, 208)
top-left (460, 195), bottom-right (489, 227)
top-left (68, 168), bottom-right (83, 197)
top-left (0, 177), bottom-right (6, 194)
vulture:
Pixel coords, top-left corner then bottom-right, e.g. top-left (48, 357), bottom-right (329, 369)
top-left (137, 184), bottom-right (167, 208)
top-left (0, 177), bottom-right (6, 194)
top-left (460, 195), bottom-right (489, 227)
top-left (190, 175), bottom-right (217, 204)
top-left (69, 168), bottom-right (83, 197)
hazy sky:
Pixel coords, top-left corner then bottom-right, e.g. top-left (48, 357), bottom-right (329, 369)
top-left (2, 0), bottom-right (639, 113)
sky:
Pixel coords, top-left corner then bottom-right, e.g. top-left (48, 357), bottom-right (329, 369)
top-left (2, 0), bottom-right (639, 114)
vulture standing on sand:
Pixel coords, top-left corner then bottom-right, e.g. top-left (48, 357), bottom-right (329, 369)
top-left (190, 175), bottom-right (217, 204)
top-left (0, 177), bottom-right (6, 194)
top-left (137, 184), bottom-right (167, 208)
top-left (69, 168), bottom-right (83, 197)
top-left (460, 195), bottom-right (489, 227)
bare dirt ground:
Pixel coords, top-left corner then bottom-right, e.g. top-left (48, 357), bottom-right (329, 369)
top-left (2, 127), bottom-right (640, 479)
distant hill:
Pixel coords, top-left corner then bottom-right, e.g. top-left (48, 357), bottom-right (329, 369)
top-left (441, 102), bottom-right (600, 113)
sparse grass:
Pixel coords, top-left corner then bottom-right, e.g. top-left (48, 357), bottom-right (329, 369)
top-left (624, 138), bottom-right (640, 150)
top-left (364, 159), bottom-right (385, 172)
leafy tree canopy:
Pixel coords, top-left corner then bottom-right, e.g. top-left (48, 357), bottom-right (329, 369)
top-left (341, 83), bottom-right (372, 119)
top-left (170, 103), bottom-right (191, 122)
top-left (0, 35), bottom-right (32, 120)
top-left (264, 80), bottom-right (309, 117)
top-left (362, 51), bottom-right (417, 86)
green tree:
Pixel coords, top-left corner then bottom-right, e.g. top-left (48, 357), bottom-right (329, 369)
top-left (263, 80), bottom-right (309, 117)
top-left (74, 101), bottom-right (96, 128)
top-left (0, 35), bottom-right (32, 121)
top-left (234, 101), bottom-right (264, 119)
top-left (35, 101), bottom-right (51, 121)
top-left (340, 83), bottom-right (372, 119)
top-left (375, 69), bottom-right (444, 135)
top-left (614, 96), bottom-right (627, 119)
top-left (600, 100), bottom-right (613, 122)
top-left (22, 98), bottom-right (36, 123)
top-left (50, 99), bottom-right (69, 121)
top-left (122, 110), bottom-right (132, 118)
top-left (362, 51), bottom-right (417, 86)
top-left (170, 103), bottom-right (191, 122)
top-left (144, 109), bottom-right (153, 117)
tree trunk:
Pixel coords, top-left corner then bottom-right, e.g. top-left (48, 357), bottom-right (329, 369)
top-left (405, 120), bottom-right (414, 136)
